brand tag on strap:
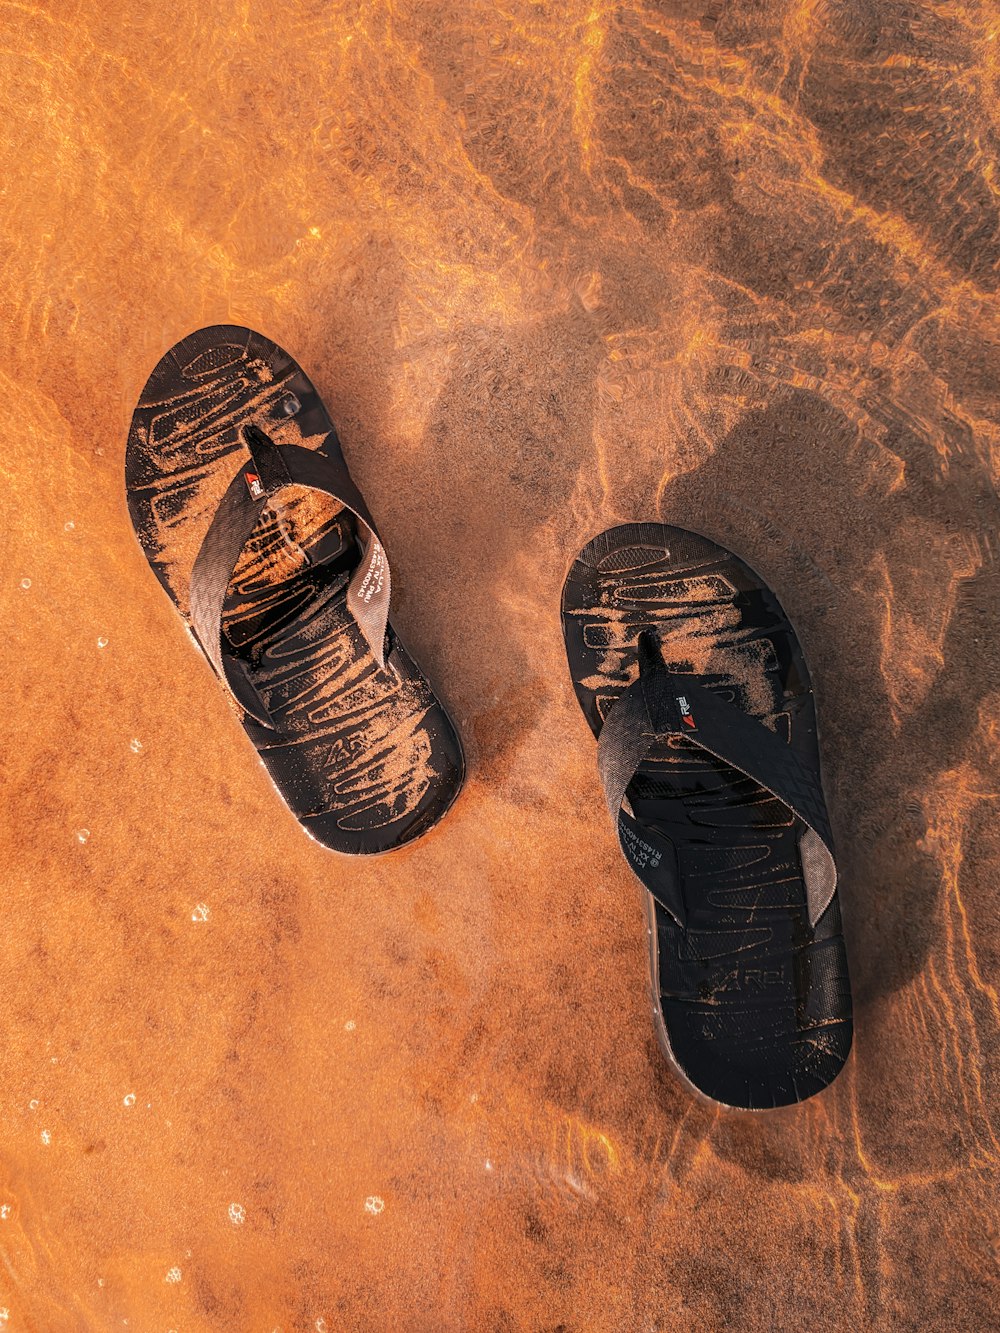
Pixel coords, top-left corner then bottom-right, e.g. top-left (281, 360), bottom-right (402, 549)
top-left (244, 470), bottom-right (265, 500)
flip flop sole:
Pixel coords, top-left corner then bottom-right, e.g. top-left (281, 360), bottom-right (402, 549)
top-left (562, 522), bottom-right (852, 1109)
top-left (126, 326), bottom-right (464, 855)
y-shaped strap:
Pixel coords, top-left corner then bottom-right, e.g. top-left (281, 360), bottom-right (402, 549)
top-left (189, 425), bottom-right (390, 728)
top-left (597, 633), bottom-right (837, 927)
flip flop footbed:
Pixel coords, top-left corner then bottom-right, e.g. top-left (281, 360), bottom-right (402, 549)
top-left (126, 325), bottom-right (463, 854)
top-left (562, 522), bottom-right (852, 1108)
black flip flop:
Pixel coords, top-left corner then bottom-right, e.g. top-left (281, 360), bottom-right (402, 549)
top-left (562, 523), bottom-right (852, 1108)
top-left (126, 325), bottom-right (464, 854)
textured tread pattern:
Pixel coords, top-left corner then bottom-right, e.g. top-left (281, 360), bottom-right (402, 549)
top-left (562, 522), bottom-right (852, 1109)
top-left (126, 325), bottom-right (464, 854)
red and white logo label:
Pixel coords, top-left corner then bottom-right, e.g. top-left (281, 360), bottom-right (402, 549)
top-left (676, 695), bottom-right (697, 729)
top-left (244, 471), bottom-right (265, 500)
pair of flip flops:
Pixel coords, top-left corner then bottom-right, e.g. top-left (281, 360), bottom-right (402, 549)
top-left (127, 326), bottom-right (852, 1109)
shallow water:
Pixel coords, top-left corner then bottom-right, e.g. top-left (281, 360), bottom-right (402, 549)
top-left (2, 2), bottom-right (999, 1329)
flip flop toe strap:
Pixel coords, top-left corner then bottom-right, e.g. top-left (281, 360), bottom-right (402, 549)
top-left (597, 632), bottom-right (837, 928)
top-left (189, 426), bottom-right (391, 728)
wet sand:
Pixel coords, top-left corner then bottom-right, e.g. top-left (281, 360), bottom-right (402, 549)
top-left (2, 2), bottom-right (999, 1330)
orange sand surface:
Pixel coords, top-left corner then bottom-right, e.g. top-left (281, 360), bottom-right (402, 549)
top-left (2, 2), bottom-right (1000, 1330)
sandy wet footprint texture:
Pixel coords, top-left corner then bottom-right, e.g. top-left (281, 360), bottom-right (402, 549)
top-left (2, 1), bottom-right (999, 1330)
